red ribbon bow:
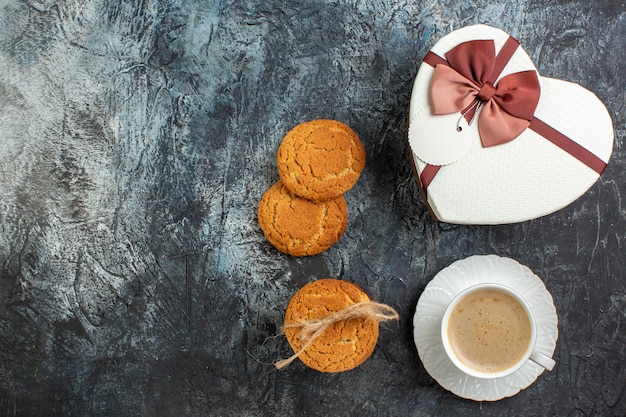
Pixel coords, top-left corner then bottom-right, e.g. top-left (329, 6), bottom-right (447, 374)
top-left (430, 39), bottom-right (541, 147)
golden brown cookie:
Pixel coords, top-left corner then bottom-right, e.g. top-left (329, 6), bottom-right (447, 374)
top-left (277, 119), bottom-right (366, 201)
top-left (283, 278), bottom-right (379, 372)
top-left (257, 182), bottom-right (348, 256)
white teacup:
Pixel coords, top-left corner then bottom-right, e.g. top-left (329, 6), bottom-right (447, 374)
top-left (441, 283), bottom-right (556, 379)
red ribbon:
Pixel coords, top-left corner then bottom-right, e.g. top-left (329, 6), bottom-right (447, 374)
top-left (429, 39), bottom-right (541, 147)
top-left (418, 36), bottom-right (608, 201)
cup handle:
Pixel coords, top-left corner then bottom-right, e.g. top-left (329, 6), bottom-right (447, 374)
top-left (530, 349), bottom-right (556, 371)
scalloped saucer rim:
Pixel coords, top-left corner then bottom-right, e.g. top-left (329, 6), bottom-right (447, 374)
top-left (413, 254), bottom-right (559, 401)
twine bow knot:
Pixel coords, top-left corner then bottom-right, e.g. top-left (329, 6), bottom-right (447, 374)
top-left (275, 301), bottom-right (399, 370)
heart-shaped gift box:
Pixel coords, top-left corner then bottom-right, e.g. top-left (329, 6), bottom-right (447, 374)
top-left (408, 25), bottom-right (614, 225)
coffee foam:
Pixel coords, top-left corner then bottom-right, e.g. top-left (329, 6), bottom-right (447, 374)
top-left (447, 289), bottom-right (531, 373)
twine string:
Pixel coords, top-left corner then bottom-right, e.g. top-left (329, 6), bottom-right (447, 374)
top-left (274, 301), bottom-right (399, 370)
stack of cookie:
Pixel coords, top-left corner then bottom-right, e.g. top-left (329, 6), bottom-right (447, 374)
top-left (258, 119), bottom-right (366, 256)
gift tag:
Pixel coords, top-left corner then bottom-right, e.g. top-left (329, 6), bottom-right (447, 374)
top-left (408, 107), bottom-right (472, 166)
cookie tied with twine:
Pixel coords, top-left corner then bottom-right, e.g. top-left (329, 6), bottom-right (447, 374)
top-left (276, 279), bottom-right (399, 372)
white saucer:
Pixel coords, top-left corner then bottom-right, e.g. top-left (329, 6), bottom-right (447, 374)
top-left (413, 255), bottom-right (558, 401)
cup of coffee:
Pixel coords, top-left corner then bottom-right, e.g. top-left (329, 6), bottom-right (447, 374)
top-left (440, 283), bottom-right (555, 379)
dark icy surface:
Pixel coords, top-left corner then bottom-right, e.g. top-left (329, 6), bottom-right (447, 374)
top-left (0, 1), bottom-right (624, 416)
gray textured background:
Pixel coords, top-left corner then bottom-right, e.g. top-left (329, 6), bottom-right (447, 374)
top-left (0, 0), bottom-right (624, 416)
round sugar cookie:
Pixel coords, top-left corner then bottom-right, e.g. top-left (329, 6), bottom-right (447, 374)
top-left (277, 119), bottom-right (366, 201)
top-left (257, 182), bottom-right (348, 256)
top-left (284, 278), bottom-right (379, 372)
